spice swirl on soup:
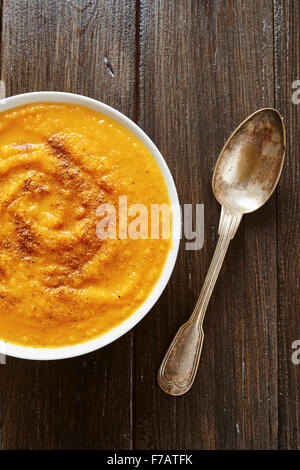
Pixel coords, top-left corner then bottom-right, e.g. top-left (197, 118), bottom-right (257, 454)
top-left (0, 103), bottom-right (171, 347)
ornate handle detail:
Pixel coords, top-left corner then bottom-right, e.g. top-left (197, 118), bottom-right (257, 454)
top-left (157, 207), bottom-right (242, 396)
top-left (157, 320), bottom-right (204, 395)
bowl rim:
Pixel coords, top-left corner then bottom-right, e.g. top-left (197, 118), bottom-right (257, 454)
top-left (0, 91), bottom-right (181, 360)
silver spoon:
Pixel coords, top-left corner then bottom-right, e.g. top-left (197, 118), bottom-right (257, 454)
top-left (158, 108), bottom-right (286, 396)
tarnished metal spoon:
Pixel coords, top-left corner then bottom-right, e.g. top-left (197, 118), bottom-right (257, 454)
top-left (158, 108), bottom-right (285, 396)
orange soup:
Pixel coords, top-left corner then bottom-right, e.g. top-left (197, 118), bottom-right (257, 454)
top-left (0, 103), bottom-right (171, 347)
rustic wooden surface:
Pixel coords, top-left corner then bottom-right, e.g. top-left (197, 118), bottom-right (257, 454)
top-left (0, 0), bottom-right (299, 450)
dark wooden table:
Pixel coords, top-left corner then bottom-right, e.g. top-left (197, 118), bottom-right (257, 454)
top-left (0, 0), bottom-right (299, 450)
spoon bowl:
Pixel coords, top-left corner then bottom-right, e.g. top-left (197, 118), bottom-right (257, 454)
top-left (212, 108), bottom-right (285, 213)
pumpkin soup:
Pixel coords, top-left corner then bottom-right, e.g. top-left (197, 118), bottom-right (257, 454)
top-left (0, 103), bottom-right (171, 347)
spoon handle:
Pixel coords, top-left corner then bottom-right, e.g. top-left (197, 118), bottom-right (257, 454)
top-left (157, 208), bottom-right (242, 396)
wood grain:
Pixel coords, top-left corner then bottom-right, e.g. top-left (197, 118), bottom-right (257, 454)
top-left (274, 0), bottom-right (300, 450)
top-left (0, 0), bottom-right (136, 450)
top-left (135, 0), bottom-right (278, 450)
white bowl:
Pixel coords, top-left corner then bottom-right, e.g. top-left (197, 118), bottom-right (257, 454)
top-left (0, 91), bottom-right (181, 360)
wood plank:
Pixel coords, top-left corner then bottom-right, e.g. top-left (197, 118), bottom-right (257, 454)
top-left (274, 0), bottom-right (300, 450)
top-left (135, 0), bottom-right (277, 449)
top-left (0, 0), bottom-right (136, 450)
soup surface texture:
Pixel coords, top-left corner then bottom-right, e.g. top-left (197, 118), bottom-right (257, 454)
top-left (0, 102), bottom-right (171, 347)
